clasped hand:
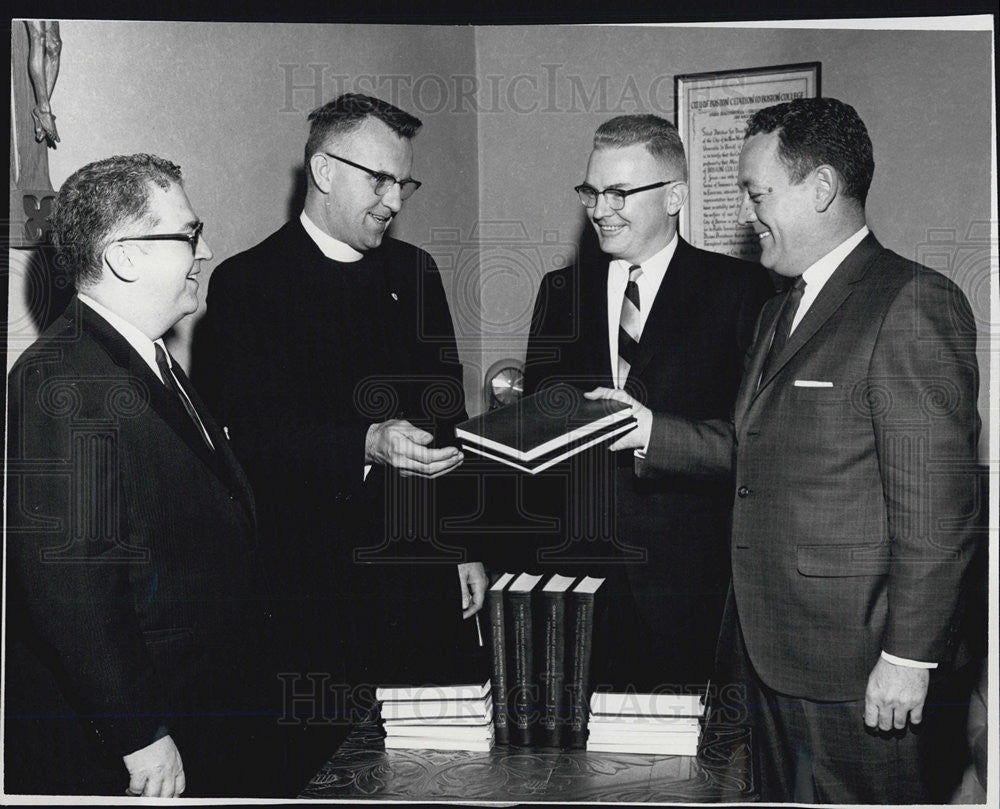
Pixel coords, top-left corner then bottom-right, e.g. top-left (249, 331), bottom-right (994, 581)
top-left (366, 419), bottom-right (463, 477)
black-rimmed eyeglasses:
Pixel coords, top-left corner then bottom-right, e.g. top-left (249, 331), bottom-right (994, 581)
top-left (324, 152), bottom-right (422, 200)
top-left (112, 221), bottom-right (204, 252)
top-left (574, 180), bottom-right (681, 211)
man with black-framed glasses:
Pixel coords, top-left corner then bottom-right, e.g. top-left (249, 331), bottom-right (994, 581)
top-left (522, 114), bottom-right (774, 694)
top-left (6, 154), bottom-right (289, 796)
top-left (195, 94), bottom-right (485, 784)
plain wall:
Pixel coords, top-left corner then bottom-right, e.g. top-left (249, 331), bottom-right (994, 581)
top-left (11, 20), bottom-right (482, 400)
top-left (474, 24), bottom-right (994, 445)
top-left (7, 21), bottom-right (994, 436)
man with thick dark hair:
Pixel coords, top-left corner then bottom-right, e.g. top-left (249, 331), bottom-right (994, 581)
top-left (194, 94), bottom-right (486, 780)
top-left (524, 114), bottom-right (773, 690)
top-left (589, 97), bottom-right (981, 803)
top-left (6, 154), bottom-right (286, 797)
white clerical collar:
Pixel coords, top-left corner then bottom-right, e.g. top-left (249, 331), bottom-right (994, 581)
top-left (77, 292), bottom-right (165, 382)
top-left (610, 233), bottom-right (678, 283)
top-left (800, 226), bottom-right (869, 289)
top-left (300, 211), bottom-right (364, 263)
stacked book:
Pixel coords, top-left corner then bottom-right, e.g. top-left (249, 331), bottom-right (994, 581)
top-left (485, 571), bottom-right (605, 749)
top-left (586, 691), bottom-right (707, 756)
top-left (455, 383), bottom-right (637, 474)
top-left (376, 680), bottom-right (495, 752)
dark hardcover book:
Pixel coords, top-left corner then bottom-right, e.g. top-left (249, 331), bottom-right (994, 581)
top-left (504, 572), bottom-right (544, 747)
top-left (538, 574), bottom-right (576, 748)
top-left (484, 572), bottom-right (515, 745)
top-left (565, 576), bottom-right (605, 749)
top-left (455, 383), bottom-right (636, 474)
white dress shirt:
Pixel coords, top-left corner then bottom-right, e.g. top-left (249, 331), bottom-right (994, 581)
top-left (606, 234), bottom-right (678, 389)
top-left (788, 225), bottom-right (869, 335)
top-left (78, 293), bottom-right (166, 382)
top-left (78, 293), bottom-right (215, 449)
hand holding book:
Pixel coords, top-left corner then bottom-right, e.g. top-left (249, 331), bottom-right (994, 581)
top-left (365, 418), bottom-right (464, 478)
top-left (583, 388), bottom-right (652, 452)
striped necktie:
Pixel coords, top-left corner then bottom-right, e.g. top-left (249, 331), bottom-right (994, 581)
top-left (617, 263), bottom-right (643, 387)
top-left (155, 344), bottom-right (215, 451)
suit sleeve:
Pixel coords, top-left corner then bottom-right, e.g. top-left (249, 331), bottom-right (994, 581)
top-left (402, 252), bottom-right (480, 562)
top-left (636, 267), bottom-right (773, 480)
top-left (870, 271), bottom-right (980, 662)
top-left (195, 260), bottom-right (369, 492)
top-left (6, 362), bottom-right (169, 759)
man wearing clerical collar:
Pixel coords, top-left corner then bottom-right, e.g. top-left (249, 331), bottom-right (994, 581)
top-left (195, 93), bottom-right (486, 785)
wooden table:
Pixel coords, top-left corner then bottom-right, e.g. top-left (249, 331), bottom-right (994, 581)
top-left (300, 721), bottom-right (757, 802)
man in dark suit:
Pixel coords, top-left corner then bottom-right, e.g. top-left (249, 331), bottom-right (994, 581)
top-left (524, 114), bottom-right (773, 690)
top-left (193, 95), bottom-right (486, 762)
top-left (588, 98), bottom-right (981, 802)
top-left (5, 154), bottom-right (286, 797)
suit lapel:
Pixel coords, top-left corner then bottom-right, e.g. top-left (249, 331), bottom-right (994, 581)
top-left (626, 238), bottom-right (699, 383)
top-left (751, 233), bottom-right (883, 400)
top-left (173, 361), bottom-right (256, 520)
top-left (79, 302), bottom-right (237, 491)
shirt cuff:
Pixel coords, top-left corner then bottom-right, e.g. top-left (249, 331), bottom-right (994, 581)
top-left (880, 650), bottom-right (937, 669)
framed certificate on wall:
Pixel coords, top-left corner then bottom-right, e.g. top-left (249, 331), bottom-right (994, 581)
top-left (675, 62), bottom-right (820, 260)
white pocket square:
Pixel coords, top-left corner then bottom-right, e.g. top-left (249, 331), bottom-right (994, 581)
top-left (794, 380), bottom-right (833, 388)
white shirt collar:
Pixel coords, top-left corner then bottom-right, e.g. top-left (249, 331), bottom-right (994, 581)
top-left (607, 233), bottom-right (679, 388)
top-left (77, 293), bottom-right (166, 382)
top-left (610, 233), bottom-right (678, 290)
top-left (800, 225), bottom-right (869, 290)
top-left (791, 225), bottom-right (869, 333)
top-left (300, 211), bottom-right (364, 263)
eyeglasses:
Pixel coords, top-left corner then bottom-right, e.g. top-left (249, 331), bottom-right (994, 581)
top-left (574, 180), bottom-right (681, 211)
top-left (112, 221), bottom-right (204, 252)
top-left (323, 152), bottom-right (422, 200)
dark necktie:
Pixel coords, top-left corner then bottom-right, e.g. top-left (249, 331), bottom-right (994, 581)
top-left (617, 264), bottom-right (643, 387)
top-left (759, 276), bottom-right (806, 386)
top-left (155, 343), bottom-right (215, 451)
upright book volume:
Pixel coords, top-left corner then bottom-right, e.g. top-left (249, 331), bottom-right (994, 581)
top-left (484, 572), bottom-right (515, 745)
top-left (504, 572), bottom-right (544, 746)
top-left (565, 576), bottom-right (606, 749)
top-left (455, 383), bottom-right (637, 474)
top-left (538, 574), bottom-right (577, 748)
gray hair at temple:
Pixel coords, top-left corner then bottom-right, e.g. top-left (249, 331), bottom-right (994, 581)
top-left (304, 93), bottom-right (423, 167)
top-left (744, 97), bottom-right (874, 206)
top-left (53, 153), bottom-right (182, 288)
top-left (593, 115), bottom-right (688, 181)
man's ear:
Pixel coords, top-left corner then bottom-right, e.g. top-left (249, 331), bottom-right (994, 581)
top-left (665, 180), bottom-right (689, 217)
top-left (103, 241), bottom-right (140, 283)
top-left (812, 165), bottom-right (838, 213)
top-left (309, 152), bottom-right (332, 194)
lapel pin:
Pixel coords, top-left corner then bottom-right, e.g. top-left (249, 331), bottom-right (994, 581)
top-left (223, 426), bottom-right (231, 440)
top-left (391, 292), bottom-right (399, 301)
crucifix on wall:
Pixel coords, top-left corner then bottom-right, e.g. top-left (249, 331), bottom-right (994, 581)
top-left (10, 20), bottom-right (62, 248)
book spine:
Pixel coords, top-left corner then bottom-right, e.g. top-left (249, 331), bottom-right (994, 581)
top-left (565, 591), bottom-right (595, 749)
top-left (485, 587), bottom-right (510, 745)
top-left (539, 588), bottom-right (567, 748)
top-left (504, 589), bottom-right (536, 747)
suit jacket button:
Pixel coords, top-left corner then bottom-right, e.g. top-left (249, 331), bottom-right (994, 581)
top-left (737, 485), bottom-right (750, 498)
top-left (228, 491), bottom-right (237, 501)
